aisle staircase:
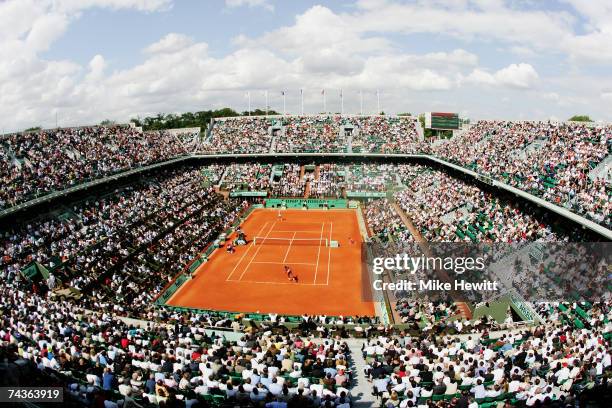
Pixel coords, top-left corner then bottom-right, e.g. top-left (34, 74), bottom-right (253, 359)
top-left (347, 134), bottom-right (353, 153)
top-left (588, 154), bottom-right (611, 183)
top-left (345, 339), bottom-right (377, 407)
top-left (269, 136), bottom-right (277, 153)
top-left (217, 166), bottom-right (230, 187)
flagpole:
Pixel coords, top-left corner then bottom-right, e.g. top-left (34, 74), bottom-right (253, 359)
top-left (248, 92), bottom-right (251, 116)
top-left (360, 90), bottom-right (363, 115)
top-left (340, 89), bottom-right (343, 115)
top-left (265, 90), bottom-right (268, 116)
top-left (300, 89), bottom-right (304, 115)
top-left (377, 89), bottom-right (380, 114)
top-left (282, 91), bottom-right (286, 116)
top-left (323, 89), bottom-right (326, 113)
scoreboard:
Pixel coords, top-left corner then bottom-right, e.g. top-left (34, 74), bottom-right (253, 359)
top-left (425, 112), bottom-right (460, 130)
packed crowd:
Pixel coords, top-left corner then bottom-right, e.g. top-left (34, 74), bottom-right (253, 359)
top-left (220, 163), bottom-right (272, 191)
top-left (270, 164), bottom-right (305, 197)
top-left (363, 200), bottom-right (413, 242)
top-left (0, 153), bottom-right (609, 408)
top-left (394, 167), bottom-right (573, 242)
top-left (213, 163), bottom-right (428, 199)
top-left (0, 126), bottom-right (187, 210)
top-left (0, 282), bottom-right (359, 407)
top-left (433, 121), bottom-right (611, 227)
top-left (366, 301), bottom-right (611, 408)
top-left (347, 164), bottom-right (398, 193)
top-left (309, 164), bottom-right (345, 198)
top-left (351, 116), bottom-right (420, 153)
top-left (276, 116), bottom-right (347, 153)
top-left (3, 117), bottom-right (609, 237)
top-left (197, 115), bottom-right (422, 155)
top-left (201, 118), bottom-right (273, 154)
top-left (0, 167), bottom-right (247, 316)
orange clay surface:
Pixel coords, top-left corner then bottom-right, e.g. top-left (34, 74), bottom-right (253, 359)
top-left (167, 208), bottom-right (374, 316)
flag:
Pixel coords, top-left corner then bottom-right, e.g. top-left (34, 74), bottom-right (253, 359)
top-left (321, 89), bottom-right (325, 95)
top-left (300, 89), bottom-right (303, 94)
top-left (340, 89), bottom-right (343, 97)
top-left (281, 91), bottom-right (285, 95)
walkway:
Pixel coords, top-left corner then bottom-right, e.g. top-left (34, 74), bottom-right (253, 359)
top-left (346, 338), bottom-right (377, 407)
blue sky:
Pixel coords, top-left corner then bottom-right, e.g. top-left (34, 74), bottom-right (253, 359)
top-left (1, 0), bottom-right (612, 130)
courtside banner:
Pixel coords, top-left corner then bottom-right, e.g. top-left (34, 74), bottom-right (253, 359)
top-left (361, 242), bottom-right (610, 304)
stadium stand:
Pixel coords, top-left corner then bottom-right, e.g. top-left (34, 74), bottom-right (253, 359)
top-left (0, 126), bottom-right (187, 210)
top-left (394, 168), bottom-right (575, 242)
top-left (1, 115), bottom-right (610, 407)
top-left (432, 121), bottom-right (611, 228)
top-left (350, 116), bottom-right (420, 153)
top-left (202, 118), bottom-right (274, 154)
top-left (220, 163), bottom-right (272, 192)
top-left (363, 199), bottom-right (413, 242)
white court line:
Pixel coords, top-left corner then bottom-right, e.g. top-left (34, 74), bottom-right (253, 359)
top-left (326, 222), bottom-right (333, 285)
top-left (270, 230), bottom-right (322, 233)
top-left (282, 232), bottom-right (297, 263)
top-left (313, 222), bottom-right (325, 285)
top-left (236, 221), bottom-right (278, 281)
top-left (226, 221), bottom-right (269, 281)
top-left (237, 280), bottom-right (329, 286)
top-left (251, 261), bottom-right (317, 266)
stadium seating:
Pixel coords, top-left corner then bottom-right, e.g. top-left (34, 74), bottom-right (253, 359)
top-left (1, 115), bottom-right (610, 407)
top-left (0, 126), bottom-right (188, 211)
top-left (432, 120), bottom-right (611, 228)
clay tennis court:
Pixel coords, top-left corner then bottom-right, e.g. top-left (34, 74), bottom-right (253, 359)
top-left (167, 208), bottom-right (374, 316)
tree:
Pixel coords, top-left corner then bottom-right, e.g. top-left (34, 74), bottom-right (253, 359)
top-left (128, 107), bottom-right (283, 131)
top-left (568, 115), bottom-right (593, 122)
top-left (397, 112), bottom-right (412, 116)
top-left (418, 115), bottom-right (433, 138)
top-left (25, 126), bottom-right (42, 132)
top-left (100, 119), bottom-right (115, 126)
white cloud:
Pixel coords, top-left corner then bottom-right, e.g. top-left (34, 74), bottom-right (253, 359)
top-left (54, 0), bottom-right (172, 13)
top-left (87, 54), bottom-right (106, 80)
top-left (509, 46), bottom-right (535, 58)
top-left (0, 0), bottom-right (174, 130)
top-left (345, 1), bottom-right (575, 52)
top-left (344, 0), bottom-right (612, 63)
top-left (464, 63), bottom-right (539, 89)
top-left (144, 33), bottom-right (195, 54)
top-left (1, 1), bottom-right (612, 129)
top-left (225, 0), bottom-right (274, 12)
top-left (235, 5), bottom-right (390, 56)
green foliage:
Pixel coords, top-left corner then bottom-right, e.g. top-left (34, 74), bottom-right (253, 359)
top-left (568, 115), bottom-right (593, 122)
top-left (418, 115), bottom-right (433, 138)
top-left (100, 119), bottom-right (116, 126)
top-left (242, 108), bottom-right (280, 116)
top-left (131, 108), bottom-right (280, 131)
top-left (397, 112), bottom-right (412, 116)
top-left (25, 126), bottom-right (42, 132)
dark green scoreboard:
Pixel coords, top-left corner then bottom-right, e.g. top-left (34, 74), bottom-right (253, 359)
top-left (425, 112), bottom-right (460, 130)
